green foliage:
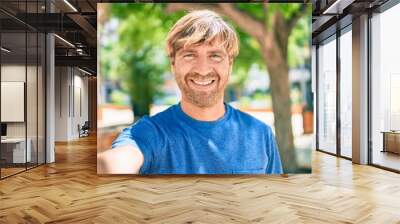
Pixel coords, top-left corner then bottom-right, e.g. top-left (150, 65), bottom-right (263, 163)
top-left (124, 46), bottom-right (165, 117)
top-left (290, 86), bottom-right (302, 105)
top-left (100, 3), bottom-right (311, 117)
top-left (110, 89), bottom-right (129, 106)
top-left (102, 4), bottom-right (172, 117)
top-left (236, 3), bottom-right (265, 21)
top-left (234, 3), bottom-right (311, 69)
top-left (288, 8), bottom-right (311, 68)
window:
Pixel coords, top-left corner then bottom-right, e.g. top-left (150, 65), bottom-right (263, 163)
top-left (339, 27), bottom-right (352, 158)
top-left (0, 1), bottom-right (47, 179)
top-left (370, 3), bottom-right (400, 171)
top-left (317, 35), bottom-right (337, 154)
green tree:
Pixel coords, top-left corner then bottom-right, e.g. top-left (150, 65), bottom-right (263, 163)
top-left (118, 46), bottom-right (164, 119)
top-left (104, 4), bottom-right (170, 119)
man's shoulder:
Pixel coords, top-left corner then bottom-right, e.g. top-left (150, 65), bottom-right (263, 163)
top-left (134, 105), bottom-right (176, 128)
top-left (229, 105), bottom-right (272, 133)
top-left (149, 105), bottom-right (176, 122)
top-left (126, 105), bottom-right (176, 143)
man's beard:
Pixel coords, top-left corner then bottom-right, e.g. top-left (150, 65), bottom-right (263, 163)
top-left (176, 71), bottom-right (226, 108)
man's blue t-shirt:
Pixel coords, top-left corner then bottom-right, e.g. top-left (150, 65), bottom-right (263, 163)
top-left (112, 103), bottom-right (283, 174)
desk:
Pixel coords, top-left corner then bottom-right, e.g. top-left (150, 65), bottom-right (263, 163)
top-left (1, 138), bottom-right (31, 163)
top-left (381, 131), bottom-right (400, 154)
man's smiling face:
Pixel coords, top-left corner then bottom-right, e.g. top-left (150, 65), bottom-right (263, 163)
top-left (171, 40), bottom-right (232, 108)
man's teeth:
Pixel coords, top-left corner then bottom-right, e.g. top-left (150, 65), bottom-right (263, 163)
top-left (193, 80), bottom-right (213, 86)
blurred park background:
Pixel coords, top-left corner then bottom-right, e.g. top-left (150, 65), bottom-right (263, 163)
top-left (97, 3), bottom-right (313, 173)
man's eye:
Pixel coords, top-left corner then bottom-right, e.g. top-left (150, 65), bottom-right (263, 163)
top-left (211, 54), bottom-right (222, 61)
top-left (183, 54), bottom-right (194, 59)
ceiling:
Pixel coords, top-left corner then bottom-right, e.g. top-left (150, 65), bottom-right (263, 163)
top-left (312, 0), bottom-right (390, 43)
top-left (0, 0), bottom-right (97, 75)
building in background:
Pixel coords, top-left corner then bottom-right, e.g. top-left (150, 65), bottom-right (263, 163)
top-left (313, 0), bottom-right (400, 172)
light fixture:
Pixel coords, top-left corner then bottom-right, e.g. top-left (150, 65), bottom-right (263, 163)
top-left (63, 0), bottom-right (78, 12)
top-left (76, 48), bottom-right (86, 55)
top-left (78, 67), bottom-right (93, 76)
top-left (1, 47), bottom-right (11, 53)
top-left (54, 34), bottom-right (75, 48)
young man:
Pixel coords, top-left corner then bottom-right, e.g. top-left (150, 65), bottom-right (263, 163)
top-left (98, 10), bottom-right (283, 174)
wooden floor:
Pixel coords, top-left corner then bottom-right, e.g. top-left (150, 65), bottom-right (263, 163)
top-left (1, 163), bottom-right (44, 178)
top-left (1, 167), bottom-right (26, 178)
top-left (373, 150), bottom-right (400, 171)
top-left (1, 135), bottom-right (400, 223)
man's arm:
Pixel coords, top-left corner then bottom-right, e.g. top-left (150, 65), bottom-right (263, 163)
top-left (97, 145), bottom-right (144, 174)
top-left (265, 127), bottom-right (284, 174)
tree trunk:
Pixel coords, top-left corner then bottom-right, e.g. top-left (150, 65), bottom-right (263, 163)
top-left (260, 39), bottom-right (297, 173)
top-left (131, 98), bottom-right (150, 122)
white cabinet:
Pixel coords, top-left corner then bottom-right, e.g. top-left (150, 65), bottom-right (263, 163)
top-left (1, 138), bottom-right (32, 163)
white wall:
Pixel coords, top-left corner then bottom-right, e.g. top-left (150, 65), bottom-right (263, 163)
top-left (72, 73), bottom-right (89, 138)
top-left (54, 67), bottom-right (89, 141)
top-left (54, 66), bottom-right (69, 141)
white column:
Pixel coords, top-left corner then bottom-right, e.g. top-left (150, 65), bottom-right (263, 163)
top-left (352, 14), bottom-right (369, 164)
top-left (46, 33), bottom-right (55, 163)
top-left (45, 0), bottom-right (55, 163)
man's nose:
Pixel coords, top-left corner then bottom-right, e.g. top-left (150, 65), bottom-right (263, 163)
top-left (192, 56), bottom-right (213, 76)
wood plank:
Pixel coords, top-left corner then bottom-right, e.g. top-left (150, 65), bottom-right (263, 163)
top-left (0, 135), bottom-right (399, 223)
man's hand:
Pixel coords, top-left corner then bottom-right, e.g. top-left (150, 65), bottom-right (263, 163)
top-left (97, 145), bottom-right (144, 174)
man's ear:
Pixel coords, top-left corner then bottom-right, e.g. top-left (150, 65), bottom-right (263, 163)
top-left (169, 56), bottom-right (175, 71)
top-left (229, 56), bottom-right (234, 65)
top-left (228, 59), bottom-right (234, 80)
top-left (228, 57), bottom-right (234, 72)
top-left (170, 60), bottom-right (175, 74)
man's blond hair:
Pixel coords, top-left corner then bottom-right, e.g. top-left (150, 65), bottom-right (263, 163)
top-left (166, 10), bottom-right (239, 61)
